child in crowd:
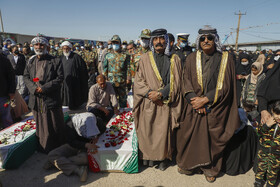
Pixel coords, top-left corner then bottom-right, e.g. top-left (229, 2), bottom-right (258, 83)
top-left (254, 100), bottom-right (280, 187)
top-left (241, 61), bottom-right (265, 109)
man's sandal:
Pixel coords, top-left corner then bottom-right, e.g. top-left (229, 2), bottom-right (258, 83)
top-left (205, 175), bottom-right (216, 183)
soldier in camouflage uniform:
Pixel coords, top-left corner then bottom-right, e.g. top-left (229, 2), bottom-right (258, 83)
top-left (130, 29), bottom-right (151, 83)
top-left (255, 100), bottom-right (280, 187)
top-left (56, 41), bottom-right (64, 57)
top-left (121, 40), bottom-right (128, 54)
top-left (103, 35), bottom-right (131, 108)
top-left (74, 43), bottom-right (85, 60)
top-left (49, 40), bottom-right (58, 57)
top-left (84, 43), bottom-right (97, 75)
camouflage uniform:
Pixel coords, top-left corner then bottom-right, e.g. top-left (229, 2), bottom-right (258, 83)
top-left (49, 40), bottom-right (58, 57)
top-left (84, 49), bottom-right (97, 75)
top-left (57, 48), bottom-right (63, 57)
top-left (74, 43), bottom-right (85, 60)
top-left (130, 29), bottom-right (151, 82)
top-left (255, 123), bottom-right (280, 186)
top-left (103, 36), bottom-right (131, 108)
top-left (49, 48), bottom-right (58, 57)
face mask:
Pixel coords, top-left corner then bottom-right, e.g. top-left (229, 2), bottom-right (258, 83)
top-left (122, 45), bottom-right (127, 50)
top-left (179, 42), bottom-right (187, 48)
top-left (108, 44), bottom-right (112, 49)
top-left (112, 44), bottom-right (120, 51)
top-left (96, 46), bottom-right (99, 49)
top-left (30, 47), bottom-right (34, 51)
top-left (140, 39), bottom-right (149, 48)
top-left (14, 50), bottom-right (19, 55)
top-left (18, 48), bottom-right (23, 52)
top-left (51, 46), bottom-right (54, 49)
top-left (75, 47), bottom-right (79, 50)
top-left (274, 55), bottom-right (280, 61)
top-left (55, 47), bottom-right (59, 50)
top-left (99, 45), bottom-right (103, 49)
top-left (241, 61), bottom-right (249, 66)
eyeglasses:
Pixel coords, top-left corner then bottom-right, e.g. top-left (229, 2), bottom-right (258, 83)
top-left (200, 35), bottom-right (214, 42)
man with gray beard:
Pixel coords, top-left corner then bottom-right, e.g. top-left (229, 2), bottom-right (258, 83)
top-left (23, 35), bottom-right (65, 153)
top-left (60, 41), bottom-right (88, 110)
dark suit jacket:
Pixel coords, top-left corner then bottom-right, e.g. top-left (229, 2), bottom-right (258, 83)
top-left (7, 54), bottom-right (26, 75)
top-left (0, 54), bottom-right (16, 97)
top-left (23, 54), bottom-right (64, 110)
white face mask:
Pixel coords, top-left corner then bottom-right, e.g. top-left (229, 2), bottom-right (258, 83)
top-left (241, 61), bottom-right (249, 66)
top-left (140, 39), bottom-right (150, 48)
top-left (274, 55), bottom-right (280, 61)
top-left (122, 45), bottom-right (127, 50)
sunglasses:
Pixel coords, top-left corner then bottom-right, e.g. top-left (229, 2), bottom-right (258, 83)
top-left (200, 35), bottom-right (214, 42)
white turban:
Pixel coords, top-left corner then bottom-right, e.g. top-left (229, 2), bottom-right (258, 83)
top-left (61, 41), bottom-right (73, 48)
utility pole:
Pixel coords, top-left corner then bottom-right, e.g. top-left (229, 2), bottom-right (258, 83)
top-left (234, 11), bottom-right (246, 51)
top-left (0, 9), bottom-right (5, 40)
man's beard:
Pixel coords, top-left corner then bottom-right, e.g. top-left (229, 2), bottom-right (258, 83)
top-left (63, 51), bottom-right (71, 59)
top-left (34, 48), bottom-right (47, 56)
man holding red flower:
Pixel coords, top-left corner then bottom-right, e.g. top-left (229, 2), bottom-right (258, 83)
top-left (23, 35), bottom-right (65, 153)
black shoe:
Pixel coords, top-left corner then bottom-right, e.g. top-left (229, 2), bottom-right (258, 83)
top-left (254, 179), bottom-right (265, 187)
top-left (148, 160), bottom-right (154, 167)
top-left (143, 160), bottom-right (148, 166)
top-left (158, 161), bottom-right (168, 171)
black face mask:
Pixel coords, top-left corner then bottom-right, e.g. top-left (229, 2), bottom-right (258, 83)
top-left (14, 50), bottom-right (19, 54)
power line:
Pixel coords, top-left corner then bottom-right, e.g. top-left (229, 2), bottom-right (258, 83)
top-left (240, 30), bottom-right (277, 41)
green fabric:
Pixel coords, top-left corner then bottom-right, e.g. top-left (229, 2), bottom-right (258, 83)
top-left (64, 112), bottom-right (70, 122)
top-left (123, 129), bottom-right (138, 173)
top-left (3, 112), bottom-right (70, 169)
top-left (2, 133), bottom-right (38, 169)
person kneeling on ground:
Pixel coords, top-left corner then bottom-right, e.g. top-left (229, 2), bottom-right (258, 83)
top-left (86, 75), bottom-right (119, 125)
top-left (44, 115), bottom-right (103, 182)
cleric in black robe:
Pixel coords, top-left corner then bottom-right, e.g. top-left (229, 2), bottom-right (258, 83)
top-left (61, 41), bottom-right (89, 110)
top-left (236, 52), bottom-right (252, 106)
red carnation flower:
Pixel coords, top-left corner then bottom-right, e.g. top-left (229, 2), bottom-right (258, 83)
top-left (105, 143), bottom-right (110, 147)
top-left (33, 77), bottom-right (39, 82)
top-left (3, 103), bottom-right (9, 108)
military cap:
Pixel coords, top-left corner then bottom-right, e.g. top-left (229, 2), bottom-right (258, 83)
top-left (129, 40), bottom-right (134, 45)
top-left (139, 29), bottom-right (151, 39)
top-left (177, 33), bottom-right (190, 41)
top-left (198, 25), bottom-right (217, 35)
top-left (122, 40), bottom-right (128, 45)
top-left (151, 29), bottom-right (167, 37)
top-left (74, 43), bottom-right (80, 47)
top-left (111, 35), bottom-right (121, 43)
top-left (49, 39), bottom-right (55, 45)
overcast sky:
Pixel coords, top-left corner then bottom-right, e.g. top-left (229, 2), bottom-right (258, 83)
top-left (1, 0), bottom-right (280, 44)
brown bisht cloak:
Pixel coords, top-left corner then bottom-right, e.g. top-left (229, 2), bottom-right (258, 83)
top-left (176, 51), bottom-right (240, 176)
top-left (133, 51), bottom-right (183, 161)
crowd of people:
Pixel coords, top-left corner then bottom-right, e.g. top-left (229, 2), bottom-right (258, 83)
top-left (0, 25), bottom-right (280, 186)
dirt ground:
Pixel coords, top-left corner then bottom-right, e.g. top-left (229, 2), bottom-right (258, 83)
top-left (0, 151), bottom-right (257, 187)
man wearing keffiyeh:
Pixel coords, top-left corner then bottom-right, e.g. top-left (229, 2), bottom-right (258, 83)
top-left (133, 28), bottom-right (183, 171)
top-left (176, 26), bottom-right (240, 183)
top-left (23, 34), bottom-right (65, 153)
